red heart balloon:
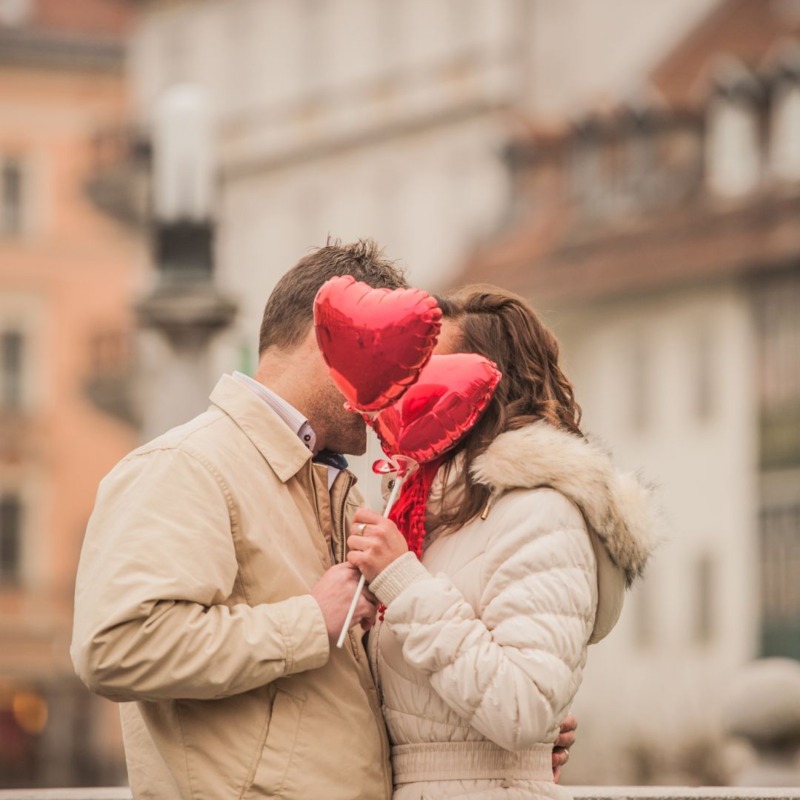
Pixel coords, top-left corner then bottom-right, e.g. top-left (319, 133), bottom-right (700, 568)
top-left (314, 276), bottom-right (442, 412)
top-left (370, 353), bottom-right (502, 463)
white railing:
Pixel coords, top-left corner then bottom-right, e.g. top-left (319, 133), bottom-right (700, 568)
top-left (2, 788), bottom-right (800, 800)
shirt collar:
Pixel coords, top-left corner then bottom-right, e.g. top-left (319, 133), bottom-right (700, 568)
top-left (233, 371), bottom-right (317, 452)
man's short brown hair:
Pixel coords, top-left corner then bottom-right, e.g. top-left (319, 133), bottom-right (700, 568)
top-left (258, 238), bottom-right (407, 354)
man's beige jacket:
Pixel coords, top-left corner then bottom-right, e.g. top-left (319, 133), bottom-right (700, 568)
top-left (71, 375), bottom-right (391, 799)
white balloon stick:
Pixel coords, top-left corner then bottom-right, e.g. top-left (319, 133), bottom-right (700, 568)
top-left (336, 474), bottom-right (406, 649)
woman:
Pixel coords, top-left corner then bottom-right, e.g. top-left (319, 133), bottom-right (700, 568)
top-left (347, 287), bottom-right (659, 799)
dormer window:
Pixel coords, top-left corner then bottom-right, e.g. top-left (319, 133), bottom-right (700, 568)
top-left (768, 44), bottom-right (800, 182)
top-left (705, 60), bottom-right (762, 198)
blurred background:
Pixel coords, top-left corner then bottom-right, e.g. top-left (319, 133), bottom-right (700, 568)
top-left (1, 0), bottom-right (799, 789)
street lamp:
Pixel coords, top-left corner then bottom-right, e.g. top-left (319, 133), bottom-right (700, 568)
top-left (136, 83), bottom-right (236, 437)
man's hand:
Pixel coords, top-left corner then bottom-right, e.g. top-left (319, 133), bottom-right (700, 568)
top-left (346, 507), bottom-right (409, 583)
top-left (310, 563), bottom-right (377, 642)
top-left (552, 713), bottom-right (577, 783)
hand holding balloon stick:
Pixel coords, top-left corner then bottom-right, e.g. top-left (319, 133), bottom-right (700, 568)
top-left (313, 277), bottom-right (501, 648)
top-left (335, 455), bottom-right (417, 650)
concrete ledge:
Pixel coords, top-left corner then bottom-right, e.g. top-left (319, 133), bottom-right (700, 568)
top-left (2, 789), bottom-right (800, 800)
top-left (571, 791), bottom-right (800, 800)
top-left (0, 792), bottom-right (132, 800)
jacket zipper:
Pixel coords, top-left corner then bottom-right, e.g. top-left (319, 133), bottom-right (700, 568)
top-left (332, 471), bottom-right (360, 662)
top-left (372, 615), bottom-right (392, 796)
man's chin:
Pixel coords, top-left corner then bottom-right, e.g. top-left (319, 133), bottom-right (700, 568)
top-left (336, 422), bottom-right (368, 456)
top-left (339, 434), bottom-right (367, 457)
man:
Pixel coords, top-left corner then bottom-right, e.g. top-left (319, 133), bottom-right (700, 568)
top-left (72, 239), bottom-right (574, 799)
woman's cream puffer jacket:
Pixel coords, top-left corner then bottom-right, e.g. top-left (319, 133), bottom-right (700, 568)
top-left (368, 422), bottom-right (661, 800)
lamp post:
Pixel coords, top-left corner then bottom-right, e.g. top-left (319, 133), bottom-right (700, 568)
top-left (136, 84), bottom-right (236, 440)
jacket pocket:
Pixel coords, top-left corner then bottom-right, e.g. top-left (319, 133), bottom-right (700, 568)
top-left (247, 688), bottom-right (307, 798)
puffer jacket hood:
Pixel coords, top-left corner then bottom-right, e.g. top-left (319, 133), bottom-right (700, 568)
top-left (471, 421), bottom-right (661, 586)
top-left (469, 421), bottom-right (662, 644)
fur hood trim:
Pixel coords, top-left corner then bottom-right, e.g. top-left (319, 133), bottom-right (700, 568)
top-left (470, 422), bottom-right (661, 586)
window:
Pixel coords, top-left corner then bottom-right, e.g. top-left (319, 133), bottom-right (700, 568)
top-left (629, 336), bottom-right (650, 432)
top-left (0, 494), bottom-right (21, 585)
top-left (760, 503), bottom-right (800, 659)
top-left (1, 158), bottom-right (23, 236)
top-left (569, 127), bottom-right (603, 207)
top-left (1, 330), bottom-right (24, 410)
top-left (693, 553), bottom-right (715, 645)
top-left (756, 274), bottom-right (800, 414)
top-left (705, 94), bottom-right (761, 197)
top-left (89, 330), bottom-right (126, 375)
top-left (692, 326), bottom-right (714, 422)
top-left (770, 82), bottom-right (800, 181)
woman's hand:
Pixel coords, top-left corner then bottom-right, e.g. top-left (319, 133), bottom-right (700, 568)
top-left (552, 713), bottom-right (577, 783)
top-left (346, 507), bottom-right (409, 583)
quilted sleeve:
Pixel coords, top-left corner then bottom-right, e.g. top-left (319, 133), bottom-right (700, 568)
top-left (369, 488), bottom-right (597, 750)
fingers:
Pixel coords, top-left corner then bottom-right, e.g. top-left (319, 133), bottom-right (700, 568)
top-left (346, 507), bottom-right (410, 582)
top-left (351, 595), bottom-right (377, 631)
top-left (554, 728), bottom-right (576, 750)
top-left (554, 713), bottom-right (577, 749)
top-left (552, 747), bottom-right (569, 768)
top-left (352, 506), bottom-right (384, 525)
top-left (552, 748), bottom-right (569, 785)
top-left (345, 539), bottom-right (384, 582)
top-left (362, 586), bottom-right (378, 605)
top-left (329, 560), bottom-right (361, 577)
top-left (552, 746), bottom-right (569, 784)
top-left (311, 562), bottom-right (375, 641)
top-left (552, 714), bottom-right (575, 785)
top-left (359, 616), bottom-right (374, 632)
top-left (347, 533), bottom-right (369, 552)
top-left (561, 713), bottom-right (578, 734)
top-left (356, 595), bottom-right (377, 618)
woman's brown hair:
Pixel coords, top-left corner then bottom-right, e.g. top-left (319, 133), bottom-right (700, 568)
top-left (429, 286), bottom-right (583, 536)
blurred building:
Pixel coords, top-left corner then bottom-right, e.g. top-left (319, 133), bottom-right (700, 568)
top-left (0, 0), bottom-right (141, 787)
top-left (126, 0), bottom-right (525, 376)
top-left (524, 0), bottom-right (724, 121)
top-left (460, 0), bottom-right (800, 784)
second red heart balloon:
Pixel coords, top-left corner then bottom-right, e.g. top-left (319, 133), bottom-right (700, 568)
top-left (370, 353), bottom-right (502, 464)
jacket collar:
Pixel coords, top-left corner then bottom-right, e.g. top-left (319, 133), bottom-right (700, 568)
top-left (209, 374), bottom-right (312, 482)
top-left (470, 422), bottom-right (662, 587)
top-left (470, 422), bottom-right (663, 645)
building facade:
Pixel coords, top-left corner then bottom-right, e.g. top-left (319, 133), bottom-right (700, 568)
top-left (460, 0), bottom-right (800, 783)
top-left (0, 0), bottom-right (141, 787)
